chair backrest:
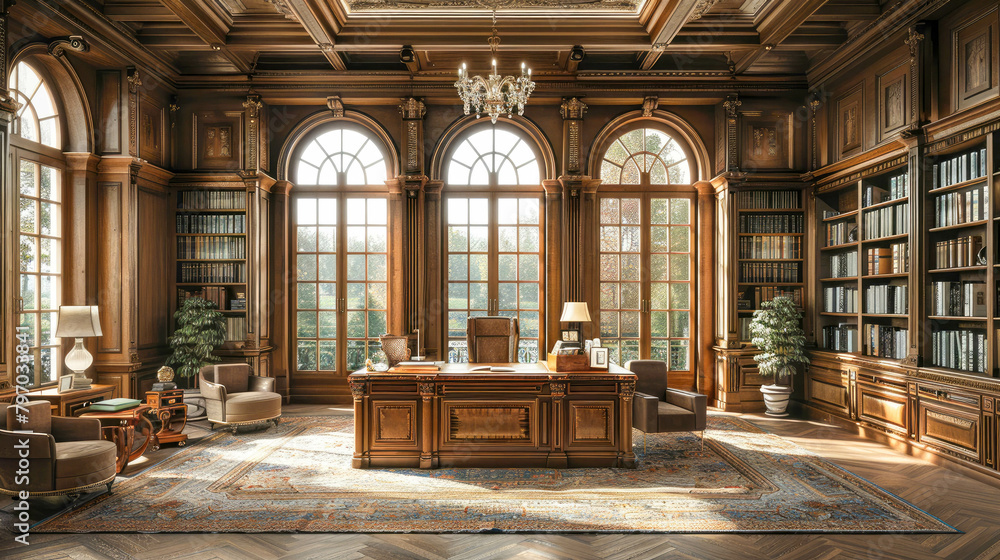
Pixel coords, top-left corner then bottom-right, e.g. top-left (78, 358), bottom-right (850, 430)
top-left (379, 334), bottom-right (411, 366)
top-left (625, 360), bottom-right (669, 399)
top-left (7, 401), bottom-right (52, 433)
top-left (466, 316), bottom-right (519, 363)
top-left (200, 363), bottom-right (252, 393)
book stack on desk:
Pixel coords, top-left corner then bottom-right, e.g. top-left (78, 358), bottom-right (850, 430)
top-left (388, 361), bottom-right (442, 373)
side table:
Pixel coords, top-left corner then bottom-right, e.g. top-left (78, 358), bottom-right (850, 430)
top-left (145, 389), bottom-right (188, 450)
top-left (78, 405), bottom-right (154, 473)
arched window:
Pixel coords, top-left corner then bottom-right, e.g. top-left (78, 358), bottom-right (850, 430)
top-left (291, 124), bottom-right (392, 376)
top-left (295, 127), bottom-right (388, 186)
top-left (443, 124), bottom-right (544, 363)
top-left (600, 128), bottom-right (690, 185)
top-left (10, 61), bottom-right (60, 149)
top-left (12, 61), bottom-right (63, 387)
top-left (595, 125), bottom-right (695, 373)
top-left (446, 127), bottom-right (540, 186)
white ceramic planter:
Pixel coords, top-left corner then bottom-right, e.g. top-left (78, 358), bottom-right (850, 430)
top-left (760, 384), bottom-right (792, 417)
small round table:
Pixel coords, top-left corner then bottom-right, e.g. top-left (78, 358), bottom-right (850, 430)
top-left (78, 405), bottom-right (155, 473)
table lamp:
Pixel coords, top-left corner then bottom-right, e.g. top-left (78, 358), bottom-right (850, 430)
top-left (55, 305), bottom-right (103, 389)
top-left (559, 302), bottom-right (591, 345)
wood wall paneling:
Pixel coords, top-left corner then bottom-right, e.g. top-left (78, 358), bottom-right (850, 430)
top-left (835, 84), bottom-right (865, 160)
top-left (97, 71), bottom-right (121, 155)
top-left (96, 180), bottom-right (123, 354)
top-left (952, 6), bottom-right (999, 111)
top-left (139, 95), bottom-right (165, 166)
top-left (137, 187), bottom-right (170, 349)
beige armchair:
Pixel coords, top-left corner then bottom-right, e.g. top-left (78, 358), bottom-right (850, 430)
top-left (0, 401), bottom-right (117, 497)
top-left (199, 363), bottom-right (281, 432)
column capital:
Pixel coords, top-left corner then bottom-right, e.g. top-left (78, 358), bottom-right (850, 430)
top-left (399, 97), bottom-right (427, 120)
top-left (559, 97), bottom-right (588, 120)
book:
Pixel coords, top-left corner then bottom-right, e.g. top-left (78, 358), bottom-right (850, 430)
top-left (88, 398), bottom-right (142, 411)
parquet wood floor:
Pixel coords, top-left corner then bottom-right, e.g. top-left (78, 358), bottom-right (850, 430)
top-left (3, 406), bottom-right (998, 560)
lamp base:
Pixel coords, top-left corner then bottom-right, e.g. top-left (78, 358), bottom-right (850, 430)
top-left (71, 370), bottom-right (92, 389)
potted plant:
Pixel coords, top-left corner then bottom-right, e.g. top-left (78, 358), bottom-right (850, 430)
top-left (748, 296), bottom-right (809, 416)
top-left (165, 297), bottom-right (227, 388)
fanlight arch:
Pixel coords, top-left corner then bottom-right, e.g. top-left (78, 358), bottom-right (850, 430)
top-left (446, 126), bottom-right (541, 186)
top-left (294, 126), bottom-right (390, 186)
top-left (9, 60), bottom-right (60, 149)
top-left (599, 127), bottom-right (691, 185)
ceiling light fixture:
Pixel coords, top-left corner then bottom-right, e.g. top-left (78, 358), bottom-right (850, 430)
top-left (455, 8), bottom-right (535, 124)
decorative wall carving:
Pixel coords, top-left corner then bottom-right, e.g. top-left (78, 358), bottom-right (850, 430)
top-left (741, 113), bottom-right (791, 170)
top-left (327, 95), bottom-right (344, 117)
top-left (126, 67), bottom-right (141, 158)
top-left (953, 10), bottom-right (998, 110)
top-left (722, 94), bottom-right (741, 172)
top-left (886, 80), bottom-right (904, 128)
top-left (967, 34), bottom-right (988, 88)
top-left (641, 96), bottom-right (658, 117)
top-left (835, 84), bottom-right (863, 159)
top-left (559, 97), bottom-right (587, 120)
top-left (399, 96), bottom-right (426, 120)
top-left (193, 112), bottom-right (243, 170)
top-left (47, 35), bottom-right (89, 58)
top-left (139, 97), bottom-right (163, 166)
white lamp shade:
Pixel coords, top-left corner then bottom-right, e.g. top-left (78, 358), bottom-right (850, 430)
top-left (55, 306), bottom-right (103, 338)
top-left (559, 302), bottom-right (591, 323)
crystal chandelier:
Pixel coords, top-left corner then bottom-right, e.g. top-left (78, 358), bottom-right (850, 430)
top-left (454, 9), bottom-right (535, 124)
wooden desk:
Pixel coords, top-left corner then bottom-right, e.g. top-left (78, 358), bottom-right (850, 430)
top-left (348, 362), bottom-right (636, 469)
top-left (28, 384), bottom-right (116, 417)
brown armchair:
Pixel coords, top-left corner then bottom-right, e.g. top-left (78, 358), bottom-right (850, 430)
top-left (199, 363), bottom-right (281, 433)
top-left (626, 360), bottom-right (707, 452)
top-left (0, 401), bottom-right (117, 497)
top-left (466, 316), bottom-right (519, 362)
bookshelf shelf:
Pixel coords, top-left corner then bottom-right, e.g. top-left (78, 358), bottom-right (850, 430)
top-left (927, 220), bottom-right (989, 233)
top-left (820, 242), bottom-right (859, 252)
top-left (740, 258), bottom-right (804, 262)
top-left (177, 282), bottom-right (247, 286)
top-left (862, 233), bottom-right (909, 244)
top-left (737, 208), bottom-right (803, 213)
top-left (176, 209), bottom-right (246, 214)
top-left (928, 266), bottom-right (988, 274)
top-left (820, 276), bottom-right (859, 282)
top-left (821, 312), bottom-right (857, 317)
top-left (928, 316), bottom-right (987, 321)
top-left (822, 210), bottom-right (859, 222)
top-left (863, 196), bottom-right (909, 211)
top-left (862, 273), bottom-right (909, 279)
top-left (927, 176), bottom-right (988, 195)
top-left (177, 258), bottom-right (246, 262)
top-left (862, 313), bottom-right (907, 318)
top-left (738, 282), bottom-right (803, 286)
top-left (176, 233), bottom-right (247, 237)
top-left (738, 233), bottom-right (804, 237)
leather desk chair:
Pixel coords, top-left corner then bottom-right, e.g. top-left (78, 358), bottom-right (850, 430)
top-left (466, 316), bottom-right (520, 363)
top-left (199, 363), bottom-right (281, 433)
top-left (0, 401), bottom-right (117, 497)
top-left (626, 359), bottom-right (707, 452)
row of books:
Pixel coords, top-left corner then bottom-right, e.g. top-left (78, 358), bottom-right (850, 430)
top-left (863, 325), bottom-right (908, 360)
top-left (177, 236), bottom-right (247, 260)
top-left (177, 287), bottom-right (244, 311)
top-left (739, 262), bottom-right (800, 283)
top-left (738, 236), bottom-right (802, 259)
top-left (177, 190), bottom-right (246, 210)
top-left (933, 185), bottom-right (988, 227)
top-left (929, 281), bottom-right (987, 317)
top-left (823, 286), bottom-right (857, 313)
top-left (866, 243), bottom-right (908, 275)
top-left (736, 190), bottom-right (800, 210)
top-left (864, 284), bottom-right (907, 314)
top-left (932, 147), bottom-right (987, 190)
top-left (822, 323), bottom-right (857, 352)
top-left (177, 262), bottom-right (246, 283)
top-left (225, 316), bottom-right (247, 342)
top-left (825, 220), bottom-right (855, 246)
top-left (738, 214), bottom-right (804, 234)
top-left (176, 213), bottom-right (246, 234)
top-left (828, 252), bottom-right (858, 278)
top-left (933, 235), bottom-right (983, 269)
top-left (862, 202), bottom-right (909, 239)
top-left (737, 287), bottom-right (802, 309)
top-left (931, 329), bottom-right (987, 373)
top-left (863, 171), bottom-right (908, 206)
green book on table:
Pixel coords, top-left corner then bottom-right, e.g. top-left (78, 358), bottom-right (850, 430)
top-left (88, 398), bottom-right (142, 411)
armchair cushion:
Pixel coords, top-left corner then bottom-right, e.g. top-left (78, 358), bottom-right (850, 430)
top-left (224, 392), bottom-right (282, 423)
top-left (8, 401), bottom-right (52, 433)
top-left (664, 389), bottom-right (707, 431)
top-left (212, 363), bottom-right (252, 393)
top-left (625, 360), bottom-right (669, 398)
top-left (51, 416), bottom-right (102, 442)
top-left (54, 441), bottom-right (117, 490)
top-left (199, 376), bottom-right (227, 402)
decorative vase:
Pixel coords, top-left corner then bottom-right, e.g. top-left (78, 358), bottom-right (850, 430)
top-left (157, 366), bottom-right (175, 383)
top-left (760, 384), bottom-right (792, 416)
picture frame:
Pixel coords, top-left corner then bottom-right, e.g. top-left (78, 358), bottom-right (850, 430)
top-left (560, 329), bottom-right (579, 342)
top-left (58, 375), bottom-right (74, 393)
top-left (592, 338), bottom-right (601, 348)
top-left (590, 347), bottom-right (609, 369)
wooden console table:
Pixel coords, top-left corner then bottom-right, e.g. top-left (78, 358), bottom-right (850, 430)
top-left (145, 389), bottom-right (188, 450)
top-left (28, 384), bottom-right (116, 417)
top-left (348, 362), bottom-right (636, 469)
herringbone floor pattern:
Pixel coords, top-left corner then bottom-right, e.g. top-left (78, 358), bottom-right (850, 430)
top-left (3, 407), bottom-right (999, 560)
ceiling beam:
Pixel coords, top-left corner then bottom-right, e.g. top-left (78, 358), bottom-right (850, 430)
top-left (643, 0), bottom-right (703, 46)
top-left (155, 0), bottom-right (249, 72)
top-left (282, 0), bottom-right (348, 70)
top-left (104, 1), bottom-right (177, 22)
top-left (735, 0), bottom-right (831, 73)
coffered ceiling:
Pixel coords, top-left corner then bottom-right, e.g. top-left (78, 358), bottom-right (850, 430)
top-left (23, 0), bottom-right (898, 98)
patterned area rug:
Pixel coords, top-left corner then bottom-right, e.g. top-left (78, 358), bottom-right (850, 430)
top-left (36, 415), bottom-right (955, 533)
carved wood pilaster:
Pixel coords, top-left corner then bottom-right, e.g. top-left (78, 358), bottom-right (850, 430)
top-left (555, 177), bottom-right (601, 331)
top-left (903, 22), bottom-right (931, 136)
top-left (722, 94), bottom-right (742, 173)
top-left (243, 94), bottom-right (264, 172)
top-left (423, 181), bottom-right (443, 359)
top-left (695, 181), bottom-right (716, 396)
top-left (559, 97), bottom-right (587, 176)
top-left (126, 67), bottom-right (141, 158)
top-left (398, 98), bottom-right (428, 340)
top-left (542, 180), bottom-right (563, 349)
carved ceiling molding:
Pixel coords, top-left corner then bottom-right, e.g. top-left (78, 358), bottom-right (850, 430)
top-left (346, 0), bottom-right (637, 12)
top-left (263, 0), bottom-right (298, 20)
top-left (688, 0), bottom-right (719, 21)
top-left (47, 35), bottom-right (89, 58)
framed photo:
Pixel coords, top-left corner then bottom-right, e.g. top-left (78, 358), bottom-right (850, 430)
top-left (58, 375), bottom-right (74, 393)
top-left (592, 338), bottom-right (601, 348)
top-left (560, 329), bottom-right (579, 342)
top-left (590, 347), bottom-right (609, 369)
